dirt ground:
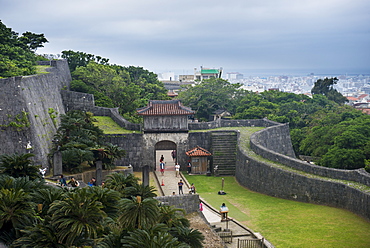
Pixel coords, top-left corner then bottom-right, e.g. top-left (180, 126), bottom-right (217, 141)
top-left (187, 212), bottom-right (225, 248)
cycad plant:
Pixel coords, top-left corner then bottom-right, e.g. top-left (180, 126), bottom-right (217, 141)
top-left (0, 153), bottom-right (40, 180)
top-left (104, 172), bottom-right (139, 195)
top-left (48, 187), bottom-right (107, 247)
top-left (158, 205), bottom-right (189, 228)
top-left (170, 226), bottom-right (205, 248)
top-left (118, 196), bottom-right (159, 230)
top-left (0, 188), bottom-right (37, 244)
top-left (121, 224), bottom-right (190, 248)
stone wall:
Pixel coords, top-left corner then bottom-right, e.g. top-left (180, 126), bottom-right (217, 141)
top-left (155, 194), bottom-right (200, 214)
top-left (61, 90), bottom-right (141, 130)
top-left (251, 123), bottom-right (296, 158)
top-left (236, 125), bottom-right (370, 220)
top-left (103, 133), bottom-right (144, 170)
top-left (250, 127), bottom-right (370, 187)
top-left (188, 132), bottom-right (213, 152)
top-left (188, 118), bottom-right (279, 130)
top-left (0, 60), bottom-right (71, 166)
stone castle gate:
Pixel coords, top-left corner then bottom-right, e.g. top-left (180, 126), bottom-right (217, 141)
top-left (142, 133), bottom-right (189, 170)
top-left (136, 100), bottom-right (194, 170)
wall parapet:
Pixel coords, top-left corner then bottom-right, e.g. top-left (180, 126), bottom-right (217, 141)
top-left (250, 126), bottom-right (370, 187)
top-left (236, 144), bottom-right (370, 220)
top-left (155, 194), bottom-right (200, 214)
top-left (188, 118), bottom-right (279, 130)
top-left (61, 91), bottom-right (141, 131)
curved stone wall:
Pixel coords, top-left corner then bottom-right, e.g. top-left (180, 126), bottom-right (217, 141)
top-left (250, 127), bottom-right (370, 187)
top-left (236, 125), bottom-right (370, 220)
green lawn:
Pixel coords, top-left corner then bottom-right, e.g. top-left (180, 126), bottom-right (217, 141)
top-left (93, 116), bottom-right (138, 134)
top-left (35, 65), bottom-right (50, 74)
top-left (184, 175), bottom-right (370, 248)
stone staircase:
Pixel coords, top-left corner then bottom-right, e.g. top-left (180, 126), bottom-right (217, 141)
top-left (211, 131), bottom-right (238, 176)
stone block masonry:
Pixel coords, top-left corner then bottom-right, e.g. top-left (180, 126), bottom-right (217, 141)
top-left (155, 194), bottom-right (200, 214)
top-left (103, 133), bottom-right (144, 169)
top-left (237, 124), bottom-right (370, 221)
top-left (0, 60), bottom-right (71, 167)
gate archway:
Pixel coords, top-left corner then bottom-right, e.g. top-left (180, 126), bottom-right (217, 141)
top-left (155, 140), bottom-right (176, 150)
top-left (155, 140), bottom-right (177, 171)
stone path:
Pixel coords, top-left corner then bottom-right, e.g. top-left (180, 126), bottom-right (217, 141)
top-left (153, 153), bottom-right (269, 248)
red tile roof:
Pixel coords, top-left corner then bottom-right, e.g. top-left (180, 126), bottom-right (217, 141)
top-left (346, 96), bottom-right (359, 101)
top-left (358, 94), bottom-right (368, 99)
top-left (137, 100), bottom-right (195, 116)
top-left (186, 146), bottom-right (212, 157)
top-left (361, 108), bottom-right (370, 115)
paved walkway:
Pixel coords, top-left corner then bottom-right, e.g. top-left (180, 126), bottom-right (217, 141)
top-left (153, 155), bottom-right (263, 248)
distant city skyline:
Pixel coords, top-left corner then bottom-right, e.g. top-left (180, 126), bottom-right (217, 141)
top-left (1, 0), bottom-right (369, 75)
top-left (159, 67), bottom-right (370, 80)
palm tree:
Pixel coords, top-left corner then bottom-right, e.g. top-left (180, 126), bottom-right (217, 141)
top-left (104, 173), bottom-right (139, 195)
top-left (97, 220), bottom-right (129, 248)
top-left (91, 143), bottom-right (126, 170)
top-left (31, 187), bottom-right (64, 218)
top-left (48, 187), bottom-right (107, 247)
top-left (85, 186), bottom-right (121, 219)
top-left (121, 224), bottom-right (189, 248)
top-left (12, 220), bottom-right (67, 248)
top-left (0, 188), bottom-right (36, 244)
top-left (170, 226), bottom-right (205, 248)
top-left (158, 205), bottom-right (189, 228)
top-left (0, 175), bottom-right (46, 193)
top-left (118, 196), bottom-right (159, 230)
top-left (124, 183), bottom-right (157, 199)
top-left (0, 153), bottom-right (40, 180)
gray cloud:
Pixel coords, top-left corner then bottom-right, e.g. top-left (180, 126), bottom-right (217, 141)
top-left (1, 0), bottom-right (369, 74)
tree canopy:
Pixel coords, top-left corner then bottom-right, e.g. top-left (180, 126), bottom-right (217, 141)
top-left (0, 173), bottom-right (204, 248)
top-left (311, 77), bottom-right (348, 105)
top-left (0, 20), bottom-right (48, 78)
top-left (51, 110), bottom-right (125, 172)
top-left (177, 78), bottom-right (243, 121)
top-left (68, 58), bottom-right (169, 123)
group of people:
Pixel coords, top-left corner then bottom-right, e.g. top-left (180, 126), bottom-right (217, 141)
top-left (59, 174), bottom-right (80, 187)
top-left (158, 153), bottom-right (192, 176)
top-left (177, 180), bottom-right (196, 195)
top-left (59, 174), bottom-right (98, 187)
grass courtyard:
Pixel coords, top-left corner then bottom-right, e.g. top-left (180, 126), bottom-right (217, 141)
top-left (183, 174), bottom-right (370, 248)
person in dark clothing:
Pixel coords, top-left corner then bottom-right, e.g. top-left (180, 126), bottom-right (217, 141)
top-left (171, 150), bottom-right (176, 161)
top-left (59, 174), bottom-right (67, 186)
top-left (68, 177), bottom-right (79, 187)
top-left (178, 179), bottom-right (184, 194)
top-left (187, 161), bottom-right (192, 174)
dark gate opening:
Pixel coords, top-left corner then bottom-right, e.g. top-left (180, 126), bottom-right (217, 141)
top-left (155, 141), bottom-right (177, 171)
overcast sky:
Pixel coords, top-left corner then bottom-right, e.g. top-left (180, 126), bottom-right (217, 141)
top-left (1, 0), bottom-right (369, 75)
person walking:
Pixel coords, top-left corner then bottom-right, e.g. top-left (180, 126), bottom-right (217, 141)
top-left (160, 155), bottom-right (164, 163)
top-left (178, 179), bottom-right (184, 194)
top-left (160, 161), bottom-right (165, 176)
top-left (175, 162), bottom-right (180, 177)
top-left (171, 150), bottom-right (176, 161)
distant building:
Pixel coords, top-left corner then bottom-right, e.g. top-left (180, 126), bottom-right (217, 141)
top-left (178, 66), bottom-right (223, 83)
top-left (194, 67), bottom-right (222, 81)
top-left (227, 72), bottom-right (243, 80)
top-left (179, 74), bottom-right (195, 82)
top-left (158, 72), bottom-right (176, 81)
